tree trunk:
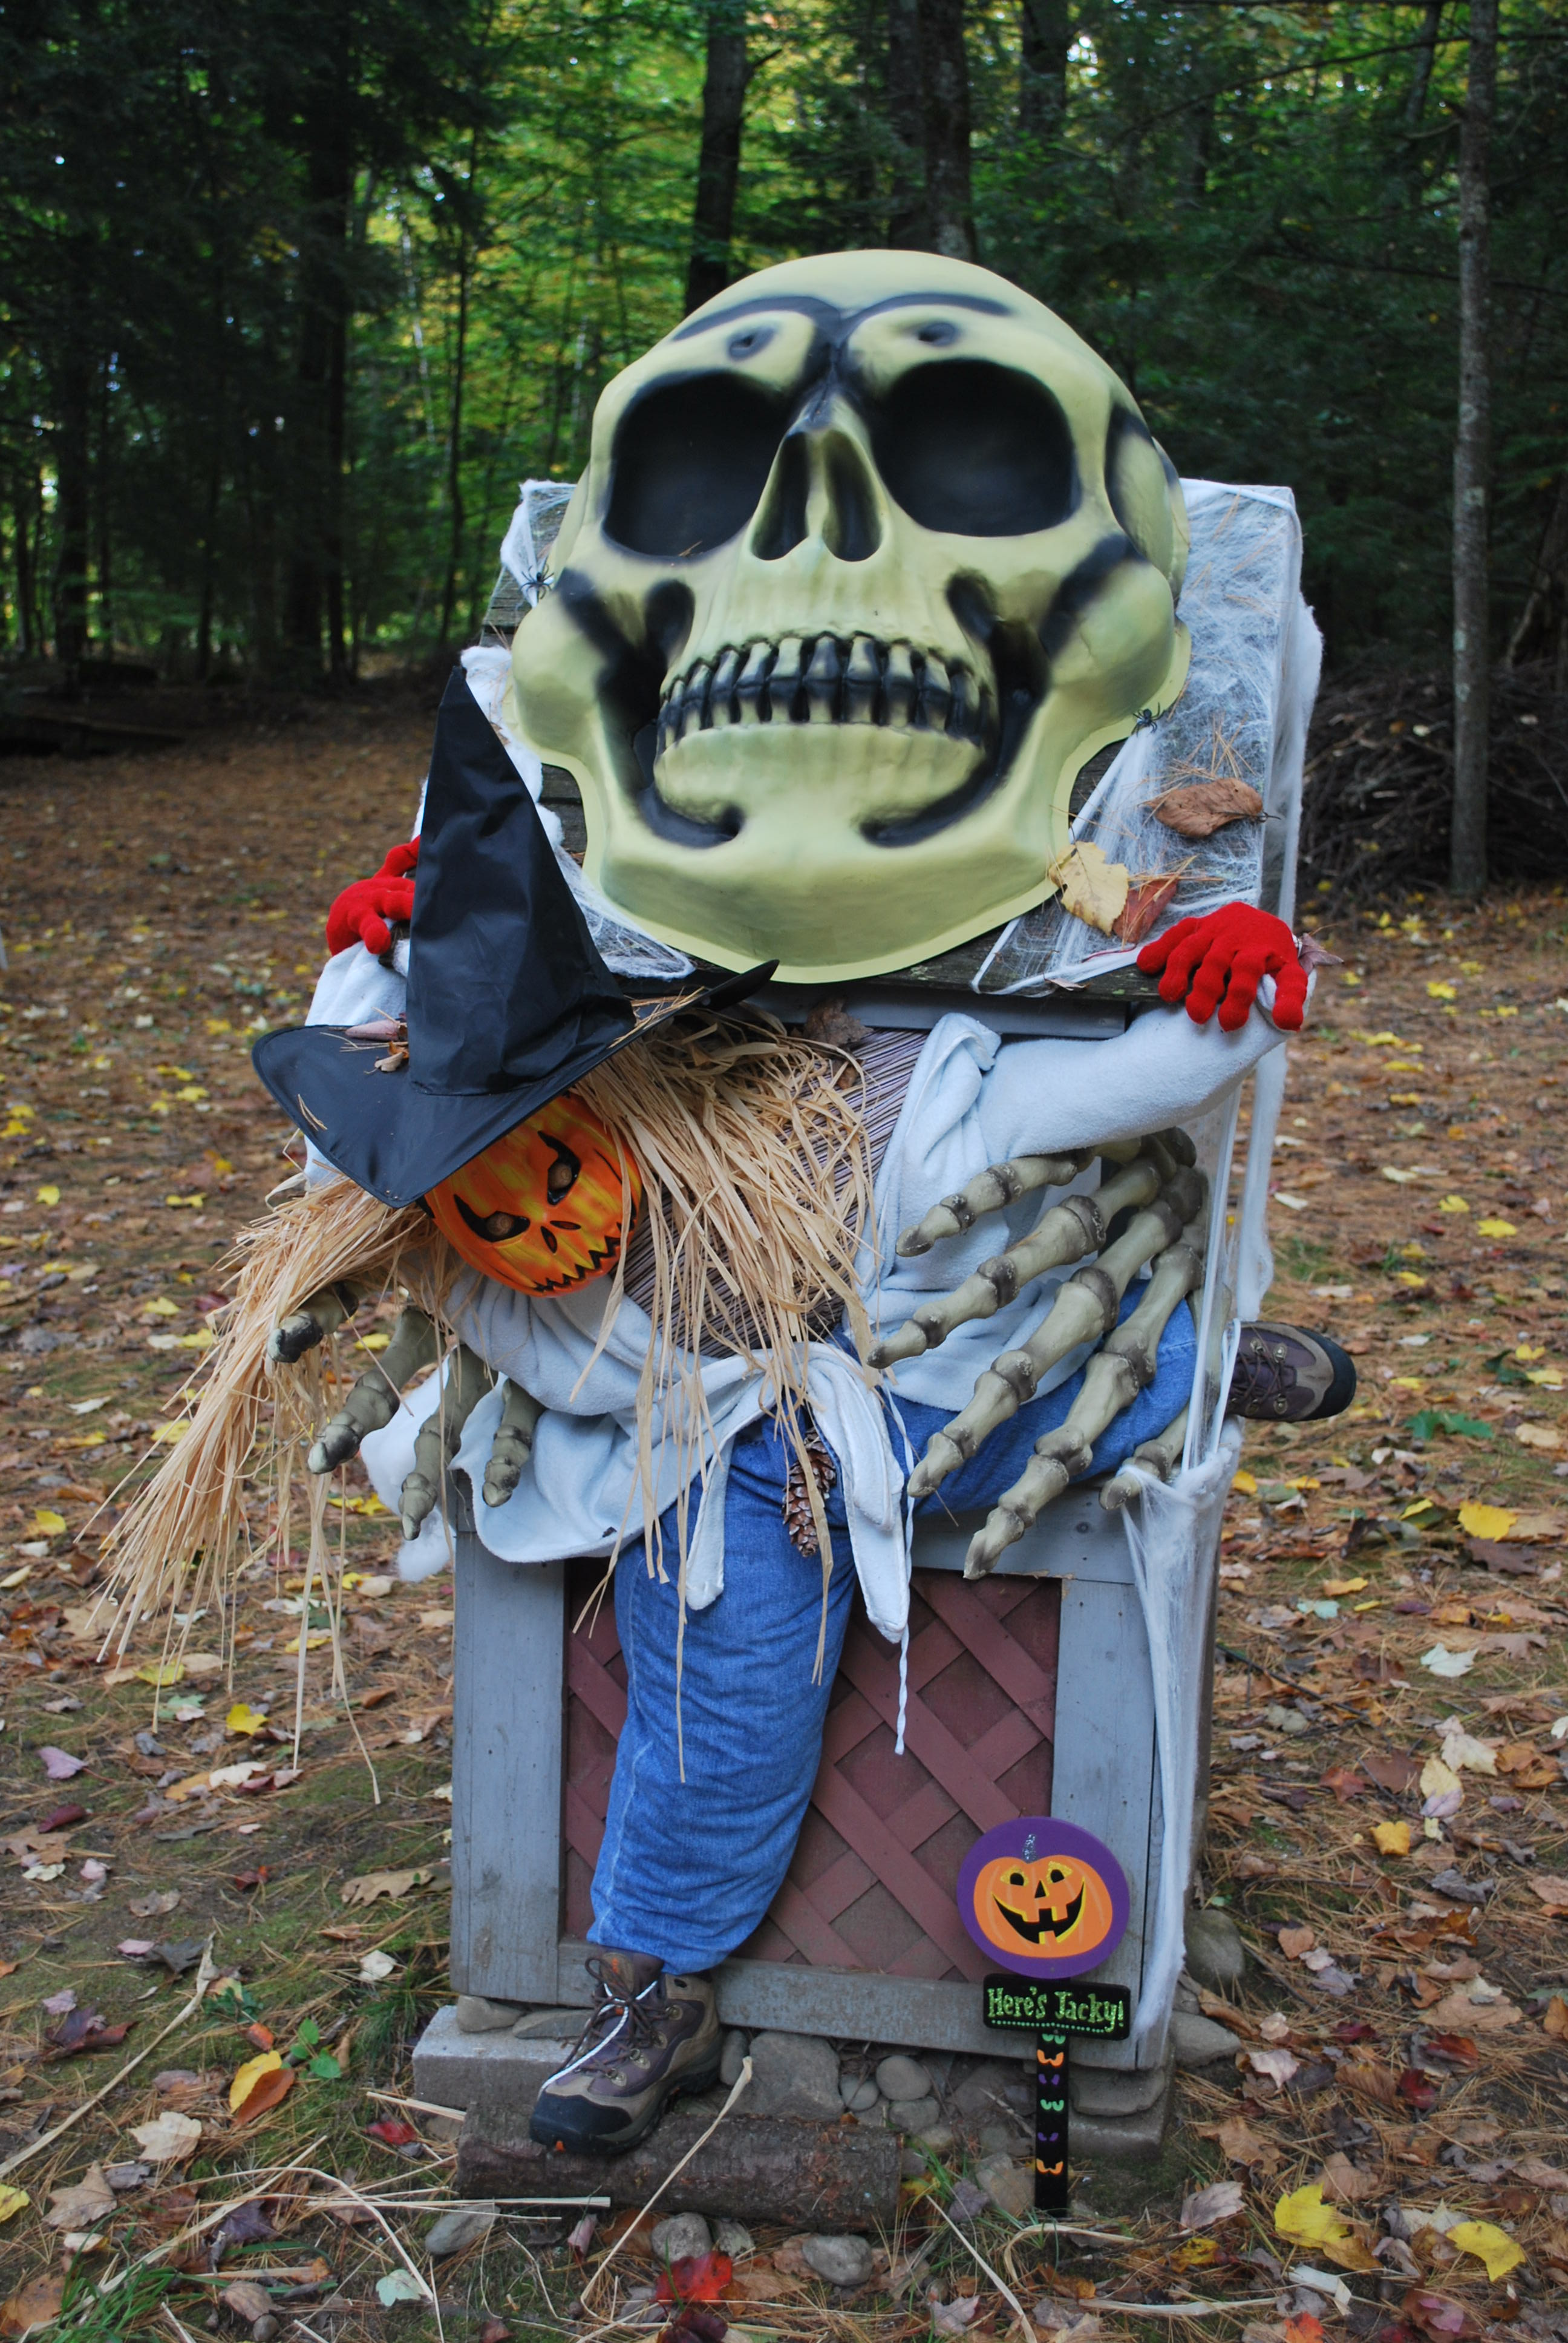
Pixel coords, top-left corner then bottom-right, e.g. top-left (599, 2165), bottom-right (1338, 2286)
top-left (1406, 0), bottom-right (1443, 129)
top-left (52, 354), bottom-right (91, 700)
top-left (284, 85), bottom-right (352, 686)
top-left (887, 0), bottom-right (927, 246)
top-left (1449, 0), bottom-right (1496, 897)
top-left (1018, 0), bottom-right (1069, 146)
top-left (920, 0), bottom-right (976, 261)
top-left (684, 4), bottom-right (749, 314)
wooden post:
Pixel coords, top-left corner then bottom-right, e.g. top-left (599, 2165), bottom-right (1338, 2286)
top-left (1450, 0), bottom-right (1497, 897)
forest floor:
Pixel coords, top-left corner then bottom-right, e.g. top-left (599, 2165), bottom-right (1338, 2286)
top-left (0, 702), bottom-right (1564, 2343)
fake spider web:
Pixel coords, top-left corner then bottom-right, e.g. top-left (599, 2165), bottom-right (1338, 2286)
top-left (973, 479), bottom-right (1321, 995)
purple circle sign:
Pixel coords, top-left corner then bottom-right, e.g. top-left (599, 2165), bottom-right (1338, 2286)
top-left (957, 1815), bottom-right (1131, 1980)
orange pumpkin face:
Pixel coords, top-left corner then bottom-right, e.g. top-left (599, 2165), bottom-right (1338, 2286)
top-left (426, 1090), bottom-right (640, 1296)
top-left (972, 1852), bottom-right (1117, 1961)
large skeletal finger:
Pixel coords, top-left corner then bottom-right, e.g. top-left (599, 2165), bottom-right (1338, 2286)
top-left (482, 1378), bottom-right (543, 1507)
top-left (1099, 1274), bottom-right (1233, 1512)
top-left (268, 1279), bottom-right (368, 1366)
top-left (965, 1217), bottom-right (1209, 1575)
top-left (893, 1153), bottom-right (1091, 1260)
top-left (399, 1342), bottom-right (495, 1539)
top-left (306, 1304), bottom-right (439, 1473)
top-left (873, 1155), bottom-right (1161, 1371)
top-left (907, 1165), bottom-right (1207, 1501)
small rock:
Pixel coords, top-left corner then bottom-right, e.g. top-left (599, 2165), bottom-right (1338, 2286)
top-left (802, 2233), bottom-right (874, 2289)
top-left (743, 2030), bottom-right (842, 2120)
top-left (713, 2218), bottom-right (753, 2260)
top-left (840, 2074), bottom-right (880, 2114)
top-left (914, 2122), bottom-right (955, 2155)
top-left (950, 2057), bottom-right (1028, 2119)
top-left (510, 2005), bottom-right (584, 2039)
top-left (887, 2093), bottom-right (942, 2135)
top-left (1184, 1907), bottom-right (1247, 1991)
top-left (900, 2148), bottom-right (927, 2179)
top-left (976, 2119), bottom-right (1030, 2157)
top-left (719, 2027), bottom-right (750, 2088)
top-left (425, 2204), bottom-right (496, 2256)
top-left (1170, 2010), bottom-right (1243, 2069)
top-left (455, 1994), bottom-right (521, 2035)
top-left (251, 2320), bottom-right (279, 2343)
top-left (874, 2052), bottom-right (932, 2103)
top-left (974, 2152), bottom-right (1034, 2220)
top-left (650, 2212), bottom-right (712, 2264)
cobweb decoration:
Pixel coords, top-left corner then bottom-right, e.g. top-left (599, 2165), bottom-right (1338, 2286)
top-left (973, 479), bottom-right (1321, 995)
top-left (482, 479), bottom-right (578, 637)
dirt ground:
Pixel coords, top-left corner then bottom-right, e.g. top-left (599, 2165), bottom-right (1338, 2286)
top-left (0, 701), bottom-right (1564, 2343)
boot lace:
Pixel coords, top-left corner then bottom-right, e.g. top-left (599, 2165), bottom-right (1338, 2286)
top-left (1235, 1335), bottom-right (1296, 1415)
top-left (560, 1958), bottom-right (664, 2080)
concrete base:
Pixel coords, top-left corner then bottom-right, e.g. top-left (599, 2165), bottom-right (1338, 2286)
top-left (413, 2006), bottom-right (572, 2114)
top-left (1071, 2049), bottom-right (1174, 2120)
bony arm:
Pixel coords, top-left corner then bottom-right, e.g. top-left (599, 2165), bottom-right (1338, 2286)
top-left (398, 1342), bottom-right (495, 1539)
top-left (482, 1378), bottom-right (544, 1507)
top-left (267, 1279), bottom-right (369, 1366)
top-left (305, 1303), bottom-right (440, 1473)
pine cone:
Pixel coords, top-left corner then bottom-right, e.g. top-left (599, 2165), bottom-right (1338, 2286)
top-left (783, 1426), bottom-right (838, 1556)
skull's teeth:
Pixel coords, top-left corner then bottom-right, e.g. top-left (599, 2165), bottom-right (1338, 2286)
top-left (658, 637), bottom-right (991, 746)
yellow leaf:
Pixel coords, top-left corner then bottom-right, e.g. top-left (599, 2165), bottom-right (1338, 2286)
top-left (1047, 840), bottom-right (1131, 934)
top-left (1322, 1576), bottom-right (1367, 1597)
top-left (165, 1192), bottom-right (206, 1209)
top-left (1477, 1218), bottom-right (1518, 1238)
top-left (175, 1086), bottom-right (207, 1104)
top-left (1459, 1502), bottom-right (1517, 1539)
top-left (1232, 1470), bottom-right (1258, 1496)
top-left (1426, 981), bottom-right (1457, 1000)
top-left (226, 1702), bottom-right (269, 1737)
top-left (1526, 1368), bottom-right (1563, 1388)
top-left (1515, 1343), bottom-right (1544, 1360)
top-left (142, 1296), bottom-right (180, 1318)
top-left (1420, 1756), bottom-right (1462, 1803)
top-left (229, 2050), bottom-right (283, 2114)
top-left (282, 1631), bottom-right (331, 1654)
top-left (151, 1421), bottom-right (187, 1444)
top-left (209, 1155), bottom-right (234, 1175)
top-left (0, 2184), bottom-right (28, 2223)
top-left (1438, 1194), bottom-right (1470, 1214)
top-left (136, 1659), bottom-right (186, 1688)
top-left (359, 1332), bottom-right (390, 1352)
top-left (175, 1329), bottom-right (215, 1349)
top-left (1372, 1820), bottom-right (1411, 1856)
top-left (36, 1184), bottom-right (60, 1205)
top-left (31, 1509), bottom-right (67, 1535)
top-left (1275, 2183), bottom-right (1356, 2253)
top-left (1448, 2221), bottom-right (1525, 2282)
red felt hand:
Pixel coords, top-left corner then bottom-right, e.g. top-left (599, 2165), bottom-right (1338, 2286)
top-left (325, 838), bottom-right (420, 957)
top-left (1137, 902), bottom-right (1308, 1032)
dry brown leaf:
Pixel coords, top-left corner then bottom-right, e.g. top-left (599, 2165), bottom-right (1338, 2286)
top-left (1528, 1872), bottom-right (1568, 1912)
top-left (339, 1866), bottom-right (433, 1906)
top-left (1428, 1990), bottom-right (1520, 2033)
top-left (1147, 778), bottom-right (1264, 837)
top-left (1216, 2114), bottom-right (1278, 2166)
top-left (232, 2063), bottom-right (295, 2125)
top-left (45, 2163), bottom-right (115, 2230)
top-left (1278, 1925), bottom-right (1316, 1959)
top-left (1542, 1994), bottom-right (1568, 2038)
top-left (1340, 2059), bottom-right (1402, 2108)
top-left (0, 2275), bottom-right (65, 2339)
top-left (1320, 2151), bottom-right (1382, 2204)
top-left (1112, 873), bottom-right (1181, 946)
top-left (1047, 841), bottom-right (1130, 934)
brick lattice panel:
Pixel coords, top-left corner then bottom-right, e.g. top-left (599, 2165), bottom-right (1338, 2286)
top-left (563, 1562), bottom-right (1059, 1981)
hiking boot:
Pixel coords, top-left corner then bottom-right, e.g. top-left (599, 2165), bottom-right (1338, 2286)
top-left (528, 1949), bottom-right (720, 2157)
top-left (1226, 1322), bottom-right (1356, 1423)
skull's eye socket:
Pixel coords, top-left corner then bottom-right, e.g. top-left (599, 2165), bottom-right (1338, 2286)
top-left (544, 1138), bottom-right (581, 1205)
top-left (606, 373), bottom-right (786, 557)
top-left (866, 359), bottom-right (1077, 537)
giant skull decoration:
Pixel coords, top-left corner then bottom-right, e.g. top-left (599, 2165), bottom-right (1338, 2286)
top-left (509, 251), bottom-right (1190, 985)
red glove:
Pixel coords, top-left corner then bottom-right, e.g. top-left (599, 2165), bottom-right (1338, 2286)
top-left (325, 839), bottom-right (420, 957)
top-left (1137, 903), bottom-right (1308, 1032)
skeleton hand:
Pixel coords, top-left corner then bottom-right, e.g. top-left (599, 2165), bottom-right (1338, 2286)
top-left (482, 1378), bottom-right (543, 1507)
top-left (303, 1304), bottom-right (441, 1472)
top-left (884, 1132), bottom-right (1208, 1576)
top-left (1137, 903), bottom-right (1307, 1032)
top-left (398, 1341), bottom-right (495, 1538)
top-left (267, 1279), bottom-right (368, 1365)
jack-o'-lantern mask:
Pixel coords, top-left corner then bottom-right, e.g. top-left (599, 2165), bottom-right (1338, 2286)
top-left (426, 1091), bottom-right (640, 1296)
top-left (508, 247), bottom-right (1189, 984)
top-left (975, 1853), bottom-right (1116, 1958)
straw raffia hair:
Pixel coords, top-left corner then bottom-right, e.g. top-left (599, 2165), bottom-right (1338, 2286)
top-left (103, 1010), bottom-right (877, 1681)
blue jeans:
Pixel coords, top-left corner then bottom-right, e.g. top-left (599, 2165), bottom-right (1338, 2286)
top-left (589, 1299), bottom-right (1194, 1971)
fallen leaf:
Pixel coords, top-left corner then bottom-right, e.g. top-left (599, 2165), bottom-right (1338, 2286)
top-left (366, 2116), bottom-right (418, 2147)
top-left (340, 1866), bottom-right (432, 1906)
top-left (1339, 2059), bottom-right (1403, 2109)
top-left (1440, 1729), bottom-right (1497, 1775)
top-left (0, 2189), bottom-right (27, 2225)
top-left (1429, 1991), bottom-right (1520, 2034)
top-left (1047, 839), bottom-right (1130, 934)
top-left (1274, 2182), bottom-right (1370, 2269)
top-left (225, 1703), bottom-right (268, 1736)
top-left (1446, 2221), bottom-right (1524, 2282)
top-left (1527, 1872), bottom-right (1568, 1911)
top-left (358, 1950), bottom-right (397, 1984)
top-left (374, 2270), bottom-right (429, 2306)
top-left (130, 2110), bottom-right (203, 2163)
top-left (0, 2275), bottom-right (65, 2338)
top-left (1319, 2152), bottom-right (1380, 2204)
top-left (38, 1746), bottom-right (86, 1780)
top-left (1542, 1994), bottom-right (1568, 2036)
top-left (1113, 873), bottom-right (1181, 946)
top-left (220, 2281), bottom-right (274, 2325)
top-left (232, 2064), bottom-right (295, 2125)
top-left (1247, 2047), bottom-right (1300, 2088)
top-left (1373, 1820), bottom-right (1413, 1856)
top-left (128, 1890), bottom-right (181, 1918)
top-left (1320, 1767), bottom-right (1368, 1804)
top-left (1180, 2179), bottom-right (1245, 2229)
top-left (654, 2251), bottom-right (734, 2305)
top-left (1216, 2114), bottom-right (1276, 2164)
top-left (1363, 1750), bottom-right (1420, 1793)
top-left (229, 2051), bottom-right (282, 2114)
top-left (1278, 1925), bottom-right (1316, 1960)
top-left (1421, 1646), bottom-right (1477, 1679)
top-left (45, 2163), bottom-right (116, 2230)
top-left (1147, 778), bottom-right (1264, 836)
top-left (1515, 1423), bottom-right (1560, 1449)
top-left (1458, 1502), bottom-right (1517, 1540)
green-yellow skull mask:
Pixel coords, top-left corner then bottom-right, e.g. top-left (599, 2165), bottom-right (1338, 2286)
top-left (508, 251), bottom-right (1189, 985)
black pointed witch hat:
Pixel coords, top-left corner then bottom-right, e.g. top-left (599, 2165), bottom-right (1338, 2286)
top-left (253, 668), bottom-right (769, 1209)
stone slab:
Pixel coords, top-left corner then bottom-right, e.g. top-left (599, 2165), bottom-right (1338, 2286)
top-left (457, 2110), bottom-right (901, 2230)
top-left (413, 2005), bottom-right (571, 2114)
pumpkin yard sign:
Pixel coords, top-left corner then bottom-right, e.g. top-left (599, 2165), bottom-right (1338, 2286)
top-left (958, 1818), bottom-right (1131, 2215)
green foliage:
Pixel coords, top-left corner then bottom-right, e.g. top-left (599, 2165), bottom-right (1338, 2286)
top-left (1408, 1406), bottom-right (1493, 1439)
top-left (2, 0), bottom-right (1566, 679)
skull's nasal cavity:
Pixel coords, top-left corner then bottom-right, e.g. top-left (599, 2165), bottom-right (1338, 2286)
top-left (751, 428), bottom-right (881, 564)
